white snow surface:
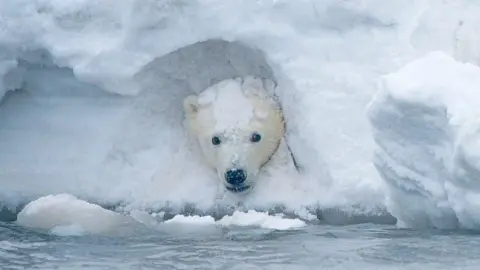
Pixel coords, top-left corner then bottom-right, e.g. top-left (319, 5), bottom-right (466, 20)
top-left (163, 209), bottom-right (305, 231)
top-left (1, 0), bottom-right (480, 228)
top-left (368, 51), bottom-right (480, 229)
top-left (17, 194), bottom-right (305, 235)
top-left (16, 194), bottom-right (136, 235)
top-left (216, 210), bottom-right (306, 230)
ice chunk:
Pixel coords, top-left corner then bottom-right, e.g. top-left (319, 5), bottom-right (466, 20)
top-left (17, 194), bottom-right (136, 235)
top-left (217, 210), bottom-right (306, 230)
top-left (368, 51), bottom-right (480, 229)
top-left (164, 215), bottom-right (216, 226)
top-left (164, 210), bottom-right (305, 230)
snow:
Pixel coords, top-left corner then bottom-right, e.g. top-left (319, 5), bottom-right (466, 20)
top-left (382, 51), bottom-right (480, 125)
top-left (1, 0), bottom-right (480, 229)
top-left (217, 210), bottom-right (306, 230)
top-left (368, 51), bottom-right (480, 229)
top-left (164, 215), bottom-right (216, 226)
top-left (17, 195), bottom-right (304, 235)
top-left (162, 210), bottom-right (306, 231)
top-left (16, 194), bottom-right (136, 235)
top-left (210, 78), bottom-right (254, 131)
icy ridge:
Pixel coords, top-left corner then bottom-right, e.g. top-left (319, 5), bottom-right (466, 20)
top-left (368, 51), bottom-right (480, 229)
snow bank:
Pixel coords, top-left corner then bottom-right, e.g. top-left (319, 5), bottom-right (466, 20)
top-left (2, 0), bottom-right (480, 228)
top-left (1, 0), bottom-right (411, 217)
top-left (368, 51), bottom-right (480, 229)
top-left (411, 0), bottom-right (480, 66)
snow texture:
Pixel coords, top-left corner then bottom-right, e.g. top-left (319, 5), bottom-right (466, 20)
top-left (368, 51), bottom-right (480, 229)
top-left (1, 0), bottom-right (480, 228)
top-left (17, 194), bottom-right (305, 235)
top-left (17, 194), bottom-right (136, 235)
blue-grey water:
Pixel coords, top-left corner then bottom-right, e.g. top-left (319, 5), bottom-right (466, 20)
top-left (1, 221), bottom-right (479, 270)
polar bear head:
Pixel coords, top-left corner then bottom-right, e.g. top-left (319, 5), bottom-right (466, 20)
top-left (183, 76), bottom-right (285, 193)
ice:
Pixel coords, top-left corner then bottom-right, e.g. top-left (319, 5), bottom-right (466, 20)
top-left (217, 210), bottom-right (305, 230)
top-left (16, 194), bottom-right (137, 236)
top-left (411, 1), bottom-right (480, 66)
top-left (368, 51), bottom-right (480, 229)
top-left (162, 210), bottom-right (306, 231)
top-left (17, 195), bottom-right (302, 234)
top-left (1, 0), bottom-right (480, 228)
top-left (164, 215), bottom-right (216, 226)
top-left (379, 51), bottom-right (480, 124)
top-left (50, 224), bottom-right (87, 237)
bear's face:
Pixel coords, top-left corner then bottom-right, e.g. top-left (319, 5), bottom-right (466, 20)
top-left (183, 77), bottom-right (284, 193)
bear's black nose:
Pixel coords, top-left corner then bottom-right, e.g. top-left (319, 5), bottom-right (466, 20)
top-left (225, 169), bottom-right (247, 186)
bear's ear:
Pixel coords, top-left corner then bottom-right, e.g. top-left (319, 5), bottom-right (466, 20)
top-left (183, 95), bottom-right (199, 116)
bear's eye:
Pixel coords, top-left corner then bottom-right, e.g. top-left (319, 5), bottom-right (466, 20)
top-left (212, 135), bottom-right (222, 146)
top-left (250, 132), bottom-right (262, 143)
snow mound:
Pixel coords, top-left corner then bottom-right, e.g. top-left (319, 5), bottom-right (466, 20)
top-left (16, 194), bottom-right (136, 236)
top-left (368, 51), bottom-right (480, 229)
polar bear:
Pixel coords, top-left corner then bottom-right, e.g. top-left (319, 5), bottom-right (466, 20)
top-left (183, 76), bottom-right (298, 193)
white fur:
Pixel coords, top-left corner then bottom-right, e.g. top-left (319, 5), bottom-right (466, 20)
top-left (183, 76), bottom-right (295, 192)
